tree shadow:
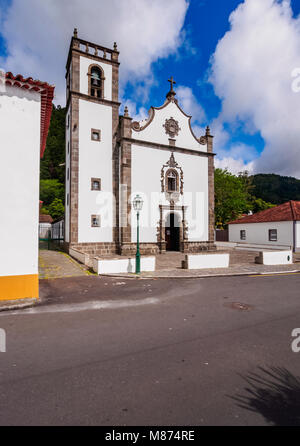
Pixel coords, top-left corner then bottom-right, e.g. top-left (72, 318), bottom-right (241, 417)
top-left (230, 366), bottom-right (300, 426)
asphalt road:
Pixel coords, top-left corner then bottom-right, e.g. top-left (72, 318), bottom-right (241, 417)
top-left (0, 273), bottom-right (300, 426)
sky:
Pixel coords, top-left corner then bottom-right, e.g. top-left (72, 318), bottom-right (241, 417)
top-left (0, 0), bottom-right (300, 178)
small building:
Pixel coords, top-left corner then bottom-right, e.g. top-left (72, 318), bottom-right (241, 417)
top-left (228, 201), bottom-right (300, 252)
top-left (39, 213), bottom-right (54, 239)
top-left (0, 71), bottom-right (54, 300)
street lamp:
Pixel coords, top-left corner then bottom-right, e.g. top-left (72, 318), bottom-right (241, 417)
top-left (133, 194), bottom-right (144, 274)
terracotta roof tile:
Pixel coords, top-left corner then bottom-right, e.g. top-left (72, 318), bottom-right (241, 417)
top-left (229, 201), bottom-right (300, 224)
top-left (39, 214), bottom-right (53, 224)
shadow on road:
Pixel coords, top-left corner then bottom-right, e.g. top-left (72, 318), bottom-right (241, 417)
top-left (230, 366), bottom-right (300, 426)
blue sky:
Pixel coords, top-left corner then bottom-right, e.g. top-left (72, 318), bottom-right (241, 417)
top-left (1, 0), bottom-right (300, 177)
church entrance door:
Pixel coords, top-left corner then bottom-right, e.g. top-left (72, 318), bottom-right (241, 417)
top-left (165, 213), bottom-right (180, 252)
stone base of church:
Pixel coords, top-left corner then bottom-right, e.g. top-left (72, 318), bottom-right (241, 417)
top-left (120, 243), bottom-right (160, 256)
top-left (181, 241), bottom-right (216, 253)
top-left (66, 241), bottom-right (216, 260)
top-left (68, 242), bottom-right (118, 257)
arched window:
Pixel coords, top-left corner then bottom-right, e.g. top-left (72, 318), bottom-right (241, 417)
top-left (89, 65), bottom-right (104, 99)
top-left (166, 169), bottom-right (179, 192)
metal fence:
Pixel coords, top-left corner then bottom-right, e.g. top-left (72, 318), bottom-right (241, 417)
top-left (39, 220), bottom-right (64, 250)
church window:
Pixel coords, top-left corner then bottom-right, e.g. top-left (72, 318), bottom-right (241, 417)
top-left (89, 65), bottom-right (104, 99)
top-left (91, 129), bottom-right (101, 141)
top-left (91, 215), bottom-right (101, 227)
top-left (166, 170), bottom-right (178, 192)
top-left (91, 178), bottom-right (101, 191)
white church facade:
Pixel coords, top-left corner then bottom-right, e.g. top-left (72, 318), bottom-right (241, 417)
top-left (65, 30), bottom-right (215, 257)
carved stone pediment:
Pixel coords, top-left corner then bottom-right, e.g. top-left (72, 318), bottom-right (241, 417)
top-left (163, 117), bottom-right (181, 139)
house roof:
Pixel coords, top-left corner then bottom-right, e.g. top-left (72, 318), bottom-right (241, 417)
top-left (3, 72), bottom-right (55, 158)
top-left (39, 214), bottom-right (53, 224)
top-left (229, 201), bottom-right (300, 225)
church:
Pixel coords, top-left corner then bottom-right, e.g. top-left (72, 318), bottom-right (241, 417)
top-left (64, 30), bottom-right (215, 258)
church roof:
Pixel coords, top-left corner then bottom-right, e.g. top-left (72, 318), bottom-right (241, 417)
top-left (229, 201), bottom-right (300, 224)
top-left (2, 72), bottom-right (55, 158)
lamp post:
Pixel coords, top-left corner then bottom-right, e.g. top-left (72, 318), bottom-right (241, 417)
top-left (133, 194), bottom-right (144, 274)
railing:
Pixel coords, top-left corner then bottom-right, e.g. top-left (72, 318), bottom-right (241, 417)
top-left (74, 36), bottom-right (118, 62)
top-left (39, 220), bottom-right (64, 250)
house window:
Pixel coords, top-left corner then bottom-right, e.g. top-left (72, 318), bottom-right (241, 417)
top-left (91, 129), bottom-right (101, 141)
top-left (91, 215), bottom-right (101, 227)
top-left (67, 168), bottom-right (70, 180)
top-left (91, 178), bottom-right (101, 191)
top-left (269, 229), bottom-right (278, 242)
top-left (68, 142), bottom-right (70, 154)
top-left (89, 65), bottom-right (104, 99)
top-left (240, 230), bottom-right (246, 241)
top-left (166, 169), bottom-right (178, 192)
top-left (67, 193), bottom-right (69, 206)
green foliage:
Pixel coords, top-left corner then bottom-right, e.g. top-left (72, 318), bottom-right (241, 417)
top-left (40, 105), bottom-right (66, 220)
top-left (251, 197), bottom-right (275, 213)
top-left (40, 179), bottom-right (64, 208)
top-left (252, 174), bottom-right (300, 204)
top-left (47, 199), bottom-right (65, 221)
top-left (215, 169), bottom-right (253, 229)
top-left (215, 169), bottom-right (276, 228)
top-left (40, 105), bottom-right (66, 183)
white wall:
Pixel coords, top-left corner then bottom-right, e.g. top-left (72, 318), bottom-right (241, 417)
top-left (78, 99), bottom-right (113, 243)
top-left (229, 221), bottom-right (293, 248)
top-left (131, 145), bottom-right (209, 243)
top-left (295, 221), bottom-right (300, 252)
top-left (0, 85), bottom-right (41, 276)
top-left (65, 104), bottom-right (71, 243)
top-left (132, 100), bottom-right (206, 152)
top-left (80, 56), bottom-right (112, 101)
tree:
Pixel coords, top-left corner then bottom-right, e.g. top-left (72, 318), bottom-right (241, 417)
top-left (214, 169), bottom-right (253, 229)
top-left (47, 198), bottom-right (65, 221)
top-left (252, 174), bottom-right (300, 204)
top-left (251, 197), bottom-right (275, 213)
top-left (40, 179), bottom-right (65, 207)
top-left (40, 105), bottom-right (66, 183)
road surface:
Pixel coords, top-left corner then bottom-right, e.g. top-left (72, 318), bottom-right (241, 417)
top-left (0, 273), bottom-right (300, 426)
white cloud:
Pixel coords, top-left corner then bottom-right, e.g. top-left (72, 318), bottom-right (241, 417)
top-left (215, 157), bottom-right (254, 175)
top-left (176, 85), bottom-right (206, 123)
top-left (0, 0), bottom-right (189, 104)
top-left (210, 0), bottom-right (300, 178)
top-left (122, 99), bottom-right (148, 122)
top-left (215, 142), bottom-right (257, 174)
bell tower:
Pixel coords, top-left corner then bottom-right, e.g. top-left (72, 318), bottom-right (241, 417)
top-left (65, 29), bottom-right (120, 255)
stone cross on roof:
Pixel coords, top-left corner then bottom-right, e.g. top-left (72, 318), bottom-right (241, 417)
top-left (168, 76), bottom-right (176, 92)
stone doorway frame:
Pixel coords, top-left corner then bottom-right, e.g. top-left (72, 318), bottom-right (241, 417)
top-left (157, 205), bottom-right (188, 253)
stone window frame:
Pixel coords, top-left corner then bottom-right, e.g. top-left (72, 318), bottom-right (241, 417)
top-left (88, 64), bottom-right (105, 99)
top-left (91, 129), bottom-right (101, 142)
top-left (165, 169), bottom-right (179, 193)
top-left (240, 230), bottom-right (246, 241)
top-left (91, 178), bottom-right (101, 191)
top-left (269, 229), bottom-right (278, 242)
top-left (91, 215), bottom-right (101, 228)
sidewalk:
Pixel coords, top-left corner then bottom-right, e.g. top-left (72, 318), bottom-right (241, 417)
top-left (39, 250), bottom-right (89, 279)
top-left (0, 251), bottom-right (90, 311)
top-left (102, 250), bottom-right (300, 279)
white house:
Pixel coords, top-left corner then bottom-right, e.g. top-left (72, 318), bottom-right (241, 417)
top-left (229, 201), bottom-right (300, 252)
top-left (65, 30), bottom-right (215, 258)
top-left (0, 71), bottom-right (54, 300)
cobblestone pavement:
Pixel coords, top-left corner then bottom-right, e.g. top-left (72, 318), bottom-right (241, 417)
top-left (39, 250), bottom-right (89, 279)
